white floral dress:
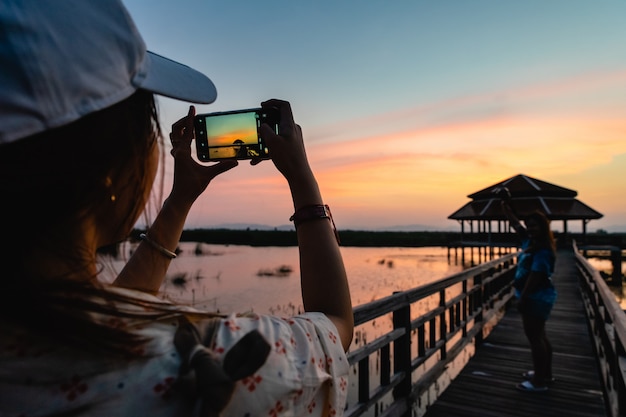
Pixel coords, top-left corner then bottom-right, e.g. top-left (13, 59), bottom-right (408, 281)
top-left (0, 288), bottom-right (349, 417)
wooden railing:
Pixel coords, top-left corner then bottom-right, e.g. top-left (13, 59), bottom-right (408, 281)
top-left (574, 242), bottom-right (626, 417)
top-left (345, 253), bottom-right (517, 417)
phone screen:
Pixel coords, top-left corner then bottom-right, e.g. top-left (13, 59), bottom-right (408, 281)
top-left (194, 109), bottom-right (272, 162)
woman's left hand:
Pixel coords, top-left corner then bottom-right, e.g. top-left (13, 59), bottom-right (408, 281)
top-left (169, 106), bottom-right (238, 205)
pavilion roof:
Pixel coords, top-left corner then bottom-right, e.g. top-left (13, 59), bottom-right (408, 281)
top-left (448, 174), bottom-right (603, 221)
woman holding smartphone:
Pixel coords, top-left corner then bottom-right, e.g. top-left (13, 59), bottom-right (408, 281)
top-left (0, 1), bottom-right (353, 416)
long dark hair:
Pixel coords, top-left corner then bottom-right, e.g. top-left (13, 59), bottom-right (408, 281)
top-left (0, 90), bottom-right (196, 357)
top-left (524, 210), bottom-right (556, 254)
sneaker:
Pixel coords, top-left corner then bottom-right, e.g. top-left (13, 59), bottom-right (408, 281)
top-left (516, 380), bottom-right (548, 392)
top-left (522, 370), bottom-right (555, 383)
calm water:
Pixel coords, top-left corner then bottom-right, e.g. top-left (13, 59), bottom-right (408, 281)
top-left (99, 243), bottom-right (626, 313)
top-left (99, 243), bottom-right (464, 314)
top-left (586, 255), bottom-right (626, 309)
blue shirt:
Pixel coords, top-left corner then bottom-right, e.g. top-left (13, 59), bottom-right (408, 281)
top-left (514, 239), bottom-right (555, 295)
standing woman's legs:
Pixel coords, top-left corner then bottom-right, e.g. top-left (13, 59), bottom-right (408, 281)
top-left (543, 328), bottom-right (553, 379)
top-left (522, 314), bottom-right (551, 386)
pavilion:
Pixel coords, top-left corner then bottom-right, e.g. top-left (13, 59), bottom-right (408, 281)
top-left (448, 174), bottom-right (603, 242)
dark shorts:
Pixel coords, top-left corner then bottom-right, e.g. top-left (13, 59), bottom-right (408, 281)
top-left (516, 286), bottom-right (557, 321)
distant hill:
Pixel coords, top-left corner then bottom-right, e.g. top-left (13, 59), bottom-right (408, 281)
top-left (211, 222), bottom-right (294, 231)
top-left (178, 228), bottom-right (460, 247)
top-left (210, 222), bottom-right (457, 232)
top-left (371, 224), bottom-right (458, 232)
top-left (209, 222), bottom-right (626, 233)
top-left (127, 227), bottom-right (624, 249)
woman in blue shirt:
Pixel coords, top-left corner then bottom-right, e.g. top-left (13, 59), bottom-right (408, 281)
top-left (502, 201), bottom-right (557, 392)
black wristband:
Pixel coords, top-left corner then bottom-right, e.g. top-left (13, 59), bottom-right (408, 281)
top-left (289, 204), bottom-right (331, 226)
top-left (289, 204), bottom-right (340, 243)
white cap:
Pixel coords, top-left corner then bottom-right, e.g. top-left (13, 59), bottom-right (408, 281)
top-left (0, 0), bottom-right (218, 144)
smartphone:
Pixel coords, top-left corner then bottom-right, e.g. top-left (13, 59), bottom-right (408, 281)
top-left (194, 108), bottom-right (279, 162)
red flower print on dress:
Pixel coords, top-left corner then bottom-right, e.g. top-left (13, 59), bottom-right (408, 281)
top-left (328, 405), bottom-right (337, 417)
top-left (292, 389), bottom-right (304, 401)
top-left (275, 339), bottom-right (287, 355)
top-left (242, 374), bottom-right (263, 392)
top-left (328, 331), bottom-right (337, 344)
top-left (269, 400), bottom-right (284, 417)
top-left (153, 376), bottom-right (175, 399)
top-left (307, 399), bottom-right (316, 413)
top-left (60, 375), bottom-right (88, 401)
top-left (305, 332), bottom-right (313, 342)
top-left (224, 320), bottom-right (241, 331)
top-left (339, 377), bottom-right (347, 392)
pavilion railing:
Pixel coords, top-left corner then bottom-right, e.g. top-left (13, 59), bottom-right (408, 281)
top-left (345, 253), bottom-right (517, 417)
top-left (574, 241), bottom-right (626, 417)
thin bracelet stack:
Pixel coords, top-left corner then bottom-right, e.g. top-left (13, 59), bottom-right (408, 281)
top-left (289, 204), bottom-right (340, 243)
top-left (139, 233), bottom-right (177, 259)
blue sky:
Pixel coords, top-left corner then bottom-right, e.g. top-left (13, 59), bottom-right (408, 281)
top-left (123, 1), bottom-right (626, 231)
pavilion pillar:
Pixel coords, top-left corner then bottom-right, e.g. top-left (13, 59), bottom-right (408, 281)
top-left (488, 220), bottom-right (493, 258)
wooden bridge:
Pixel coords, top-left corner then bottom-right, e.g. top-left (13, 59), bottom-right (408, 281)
top-left (345, 243), bottom-right (626, 417)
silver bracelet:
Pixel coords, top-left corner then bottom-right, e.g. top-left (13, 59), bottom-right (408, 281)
top-left (139, 233), bottom-right (177, 259)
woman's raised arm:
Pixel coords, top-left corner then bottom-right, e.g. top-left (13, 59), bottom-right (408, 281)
top-left (259, 99), bottom-right (354, 351)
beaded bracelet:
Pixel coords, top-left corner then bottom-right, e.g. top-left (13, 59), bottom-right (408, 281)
top-left (139, 233), bottom-right (177, 259)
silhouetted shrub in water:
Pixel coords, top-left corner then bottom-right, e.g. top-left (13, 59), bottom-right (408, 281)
top-left (256, 265), bottom-right (293, 277)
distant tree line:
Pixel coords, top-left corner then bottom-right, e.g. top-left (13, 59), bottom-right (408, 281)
top-left (125, 228), bottom-right (625, 249)
top-left (176, 229), bottom-right (463, 247)
top-left (93, 229), bottom-right (624, 258)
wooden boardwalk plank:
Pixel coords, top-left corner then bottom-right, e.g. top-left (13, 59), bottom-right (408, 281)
top-left (424, 249), bottom-right (607, 417)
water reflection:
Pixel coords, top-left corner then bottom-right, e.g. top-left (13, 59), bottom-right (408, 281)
top-left (585, 254), bottom-right (626, 309)
top-left (98, 242), bottom-right (625, 311)
top-left (99, 244), bottom-right (468, 315)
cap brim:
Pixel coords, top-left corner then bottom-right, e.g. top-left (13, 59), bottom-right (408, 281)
top-left (134, 51), bottom-right (217, 104)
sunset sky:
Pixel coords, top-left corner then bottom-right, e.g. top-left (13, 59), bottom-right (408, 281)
top-left (123, 0), bottom-right (626, 232)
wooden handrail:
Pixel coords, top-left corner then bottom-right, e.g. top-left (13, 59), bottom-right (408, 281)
top-left (574, 241), bottom-right (626, 417)
top-left (345, 252), bottom-right (518, 417)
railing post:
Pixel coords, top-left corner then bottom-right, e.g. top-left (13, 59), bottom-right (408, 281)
top-left (358, 358), bottom-right (370, 404)
top-left (475, 273), bottom-right (484, 345)
top-left (439, 289), bottom-right (447, 360)
top-left (462, 280), bottom-right (468, 338)
top-left (616, 338), bottom-right (626, 417)
top-left (392, 295), bottom-right (412, 413)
